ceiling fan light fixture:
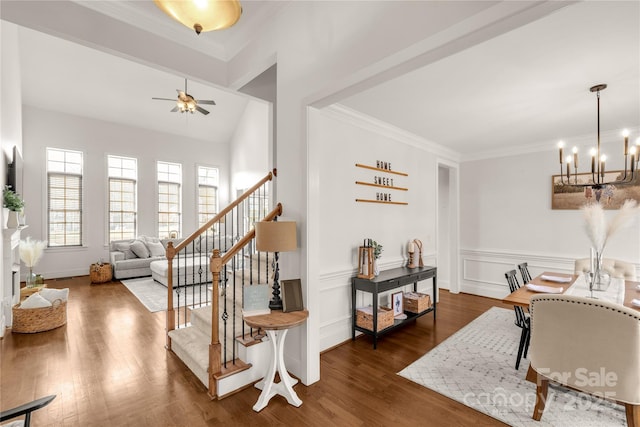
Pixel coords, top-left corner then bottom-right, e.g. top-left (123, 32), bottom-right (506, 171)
top-left (154, 0), bottom-right (242, 34)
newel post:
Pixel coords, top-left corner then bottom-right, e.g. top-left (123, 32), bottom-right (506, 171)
top-left (165, 241), bottom-right (176, 349)
top-left (208, 248), bottom-right (222, 399)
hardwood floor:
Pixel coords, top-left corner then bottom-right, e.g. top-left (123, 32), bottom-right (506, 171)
top-left (1, 276), bottom-right (508, 426)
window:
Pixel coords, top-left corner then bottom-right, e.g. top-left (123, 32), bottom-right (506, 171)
top-left (47, 148), bottom-right (83, 247)
top-left (245, 188), bottom-right (269, 232)
top-left (108, 155), bottom-right (137, 241)
top-left (157, 161), bottom-right (182, 239)
top-left (198, 166), bottom-right (219, 228)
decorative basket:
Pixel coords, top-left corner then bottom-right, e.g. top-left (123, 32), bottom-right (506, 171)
top-left (90, 263), bottom-right (112, 284)
top-left (356, 306), bottom-right (394, 331)
top-left (403, 292), bottom-right (431, 313)
top-left (12, 299), bottom-right (67, 333)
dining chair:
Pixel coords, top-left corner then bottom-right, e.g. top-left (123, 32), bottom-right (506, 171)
top-left (527, 295), bottom-right (640, 427)
top-left (574, 258), bottom-right (637, 281)
top-left (517, 262), bottom-right (532, 284)
top-left (504, 270), bottom-right (530, 370)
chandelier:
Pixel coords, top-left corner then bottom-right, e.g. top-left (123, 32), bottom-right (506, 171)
top-left (558, 84), bottom-right (639, 189)
top-left (154, 0), bottom-right (242, 35)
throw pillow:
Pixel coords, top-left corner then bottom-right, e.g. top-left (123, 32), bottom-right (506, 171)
top-left (130, 240), bottom-right (150, 258)
top-left (39, 288), bottom-right (69, 303)
top-left (146, 240), bottom-right (165, 257)
top-left (114, 242), bottom-right (136, 259)
top-left (20, 293), bottom-right (52, 309)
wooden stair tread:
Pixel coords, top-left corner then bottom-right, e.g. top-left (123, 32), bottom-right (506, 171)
top-left (213, 359), bottom-right (252, 380)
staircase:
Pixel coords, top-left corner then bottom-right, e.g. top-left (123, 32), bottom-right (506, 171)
top-left (163, 170), bottom-right (283, 399)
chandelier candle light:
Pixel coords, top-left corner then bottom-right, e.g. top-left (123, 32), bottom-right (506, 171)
top-left (19, 237), bottom-right (47, 288)
top-left (558, 84), bottom-right (639, 188)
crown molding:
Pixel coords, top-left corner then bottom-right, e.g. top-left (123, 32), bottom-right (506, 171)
top-left (325, 104), bottom-right (461, 163)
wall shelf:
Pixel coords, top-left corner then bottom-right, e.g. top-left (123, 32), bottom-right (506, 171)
top-left (355, 199), bottom-right (408, 205)
top-left (355, 181), bottom-right (408, 191)
top-left (355, 163), bottom-right (408, 176)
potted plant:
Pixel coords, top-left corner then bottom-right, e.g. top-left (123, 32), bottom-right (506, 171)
top-left (3, 185), bottom-right (24, 228)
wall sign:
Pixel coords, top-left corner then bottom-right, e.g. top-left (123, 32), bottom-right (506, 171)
top-left (355, 162), bottom-right (408, 205)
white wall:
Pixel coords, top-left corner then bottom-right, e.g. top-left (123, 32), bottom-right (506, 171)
top-left (229, 101), bottom-right (270, 193)
top-left (460, 147), bottom-right (640, 299)
top-left (310, 107), bottom-right (441, 351)
top-left (1, 21), bottom-right (24, 332)
top-left (21, 106), bottom-right (230, 279)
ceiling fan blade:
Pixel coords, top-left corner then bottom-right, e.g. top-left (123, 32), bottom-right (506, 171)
top-left (198, 100), bottom-right (216, 105)
top-left (170, 106), bottom-right (179, 112)
top-left (152, 97), bottom-right (176, 101)
top-left (195, 105), bottom-right (210, 115)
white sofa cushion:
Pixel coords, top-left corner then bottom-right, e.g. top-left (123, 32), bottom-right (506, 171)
top-left (130, 240), bottom-right (150, 258)
top-left (146, 240), bottom-right (165, 257)
top-left (114, 241), bottom-right (136, 259)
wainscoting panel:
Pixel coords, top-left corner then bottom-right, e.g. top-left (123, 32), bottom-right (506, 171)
top-left (459, 249), bottom-right (640, 300)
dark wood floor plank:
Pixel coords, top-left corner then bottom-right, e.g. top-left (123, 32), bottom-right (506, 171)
top-left (1, 277), bottom-right (507, 426)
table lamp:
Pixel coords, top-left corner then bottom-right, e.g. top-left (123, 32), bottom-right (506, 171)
top-left (255, 220), bottom-right (297, 310)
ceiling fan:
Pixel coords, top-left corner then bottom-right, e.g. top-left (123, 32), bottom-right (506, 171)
top-left (152, 79), bottom-right (216, 115)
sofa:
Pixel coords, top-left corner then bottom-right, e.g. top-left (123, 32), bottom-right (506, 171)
top-left (110, 235), bottom-right (235, 281)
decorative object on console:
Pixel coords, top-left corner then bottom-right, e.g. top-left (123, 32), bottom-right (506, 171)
top-left (391, 291), bottom-right (406, 319)
top-left (19, 237), bottom-right (47, 288)
top-left (582, 199), bottom-right (639, 291)
top-left (154, 0), bottom-right (242, 34)
top-left (370, 239), bottom-right (383, 276)
top-left (407, 240), bottom-right (416, 268)
top-left (556, 84), bottom-right (639, 189)
top-left (255, 220), bottom-right (297, 310)
top-left (413, 239), bottom-right (424, 267)
top-left (357, 241), bottom-right (374, 280)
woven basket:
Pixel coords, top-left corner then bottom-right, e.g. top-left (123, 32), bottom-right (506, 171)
top-left (90, 263), bottom-right (112, 284)
top-left (12, 299), bottom-right (67, 333)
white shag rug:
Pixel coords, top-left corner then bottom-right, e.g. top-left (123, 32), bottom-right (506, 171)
top-left (398, 307), bottom-right (627, 427)
top-left (121, 277), bottom-right (211, 312)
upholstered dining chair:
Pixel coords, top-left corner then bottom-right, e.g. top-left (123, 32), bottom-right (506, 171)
top-left (517, 262), bottom-right (533, 284)
top-left (527, 295), bottom-right (640, 427)
top-left (504, 270), bottom-right (530, 370)
top-left (0, 395), bottom-right (55, 427)
top-left (574, 258), bottom-right (637, 281)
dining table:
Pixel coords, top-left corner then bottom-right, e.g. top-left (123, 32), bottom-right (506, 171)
top-left (502, 271), bottom-right (640, 311)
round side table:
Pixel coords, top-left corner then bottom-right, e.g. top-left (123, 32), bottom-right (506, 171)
top-left (243, 309), bottom-right (309, 412)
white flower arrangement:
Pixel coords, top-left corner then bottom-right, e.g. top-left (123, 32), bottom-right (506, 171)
top-left (19, 237), bottom-right (47, 268)
top-left (582, 199), bottom-right (640, 253)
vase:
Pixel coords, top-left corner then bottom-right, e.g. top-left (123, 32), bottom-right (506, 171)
top-left (590, 250), bottom-right (611, 292)
top-left (6, 210), bottom-right (19, 228)
top-left (26, 267), bottom-right (38, 288)
top-left (373, 259), bottom-right (380, 276)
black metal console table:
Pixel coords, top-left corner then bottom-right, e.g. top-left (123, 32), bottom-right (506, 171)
top-left (351, 266), bottom-right (437, 349)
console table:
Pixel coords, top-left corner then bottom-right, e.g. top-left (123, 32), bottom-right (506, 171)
top-left (352, 266), bottom-right (437, 349)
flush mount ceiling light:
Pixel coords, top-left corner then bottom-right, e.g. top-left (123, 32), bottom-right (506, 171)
top-left (154, 0), bottom-right (242, 35)
top-left (557, 84), bottom-right (639, 189)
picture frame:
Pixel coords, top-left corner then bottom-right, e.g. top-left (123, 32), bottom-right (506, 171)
top-left (391, 291), bottom-right (403, 317)
top-left (551, 171), bottom-right (640, 210)
top-left (282, 279), bottom-right (304, 312)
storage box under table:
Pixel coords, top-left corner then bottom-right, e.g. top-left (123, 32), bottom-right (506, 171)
top-left (403, 292), bottom-right (431, 313)
top-left (356, 306), bottom-right (394, 331)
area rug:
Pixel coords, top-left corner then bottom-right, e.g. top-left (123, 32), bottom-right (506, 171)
top-left (121, 277), bottom-right (211, 312)
top-left (398, 307), bottom-right (626, 427)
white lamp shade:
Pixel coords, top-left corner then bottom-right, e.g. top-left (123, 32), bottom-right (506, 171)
top-left (255, 221), bottom-right (297, 253)
top-left (154, 0), bottom-right (242, 33)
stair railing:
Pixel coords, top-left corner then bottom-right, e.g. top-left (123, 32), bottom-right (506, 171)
top-left (163, 169), bottom-right (281, 398)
